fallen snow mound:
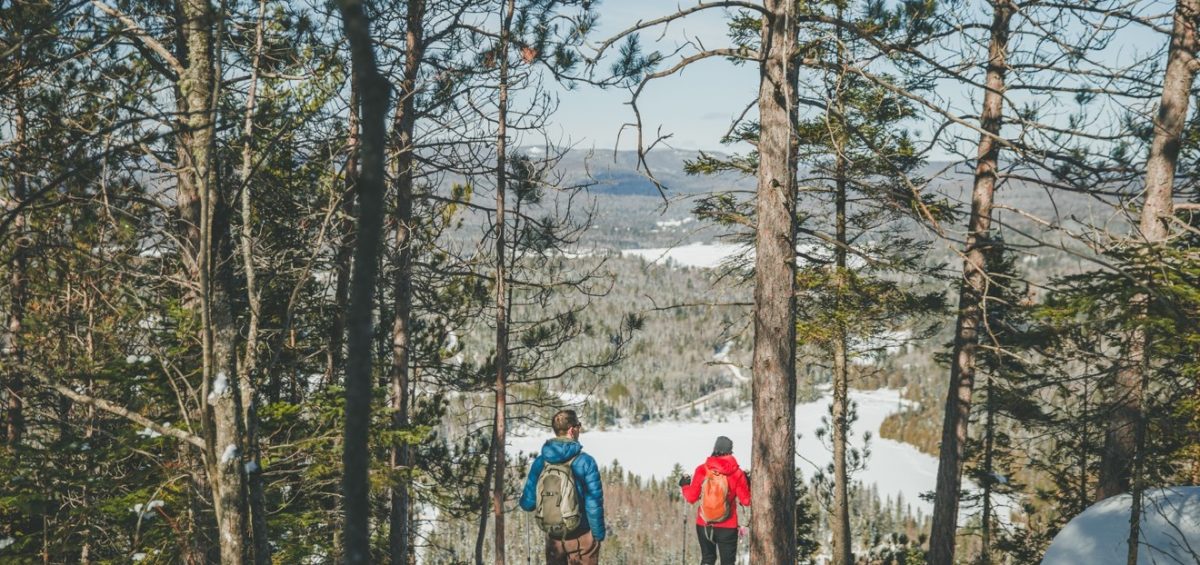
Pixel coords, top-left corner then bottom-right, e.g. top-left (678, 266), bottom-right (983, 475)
top-left (1042, 487), bottom-right (1200, 565)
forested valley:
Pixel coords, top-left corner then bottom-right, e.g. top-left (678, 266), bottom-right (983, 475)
top-left (3, 0), bottom-right (1200, 564)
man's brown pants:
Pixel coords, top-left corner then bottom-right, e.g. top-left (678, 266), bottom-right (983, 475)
top-left (545, 530), bottom-right (600, 565)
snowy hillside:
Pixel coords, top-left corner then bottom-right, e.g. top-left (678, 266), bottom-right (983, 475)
top-left (1042, 487), bottom-right (1200, 565)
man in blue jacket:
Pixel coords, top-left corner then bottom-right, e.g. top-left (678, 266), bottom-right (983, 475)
top-left (520, 409), bottom-right (605, 564)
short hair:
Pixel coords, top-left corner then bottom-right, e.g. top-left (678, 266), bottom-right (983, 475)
top-left (551, 410), bottom-right (580, 437)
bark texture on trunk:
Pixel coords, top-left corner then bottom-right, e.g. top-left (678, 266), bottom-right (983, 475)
top-left (748, 1), bottom-right (799, 562)
top-left (492, 1), bottom-right (515, 563)
top-left (475, 441), bottom-right (496, 565)
top-left (4, 102), bottom-right (27, 452)
top-left (928, 3), bottom-right (1010, 563)
top-left (1115, 2), bottom-right (1197, 561)
top-left (236, 1), bottom-right (271, 560)
top-left (330, 79), bottom-right (360, 388)
top-left (389, 1), bottom-right (425, 562)
top-left (176, 0), bottom-right (250, 561)
top-left (335, 0), bottom-right (391, 561)
top-left (1097, 0), bottom-right (1198, 502)
top-left (981, 374), bottom-right (995, 565)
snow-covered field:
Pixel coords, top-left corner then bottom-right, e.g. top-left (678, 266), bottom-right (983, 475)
top-left (621, 241), bottom-right (865, 270)
top-left (513, 388), bottom-right (952, 519)
top-left (621, 242), bottom-right (749, 269)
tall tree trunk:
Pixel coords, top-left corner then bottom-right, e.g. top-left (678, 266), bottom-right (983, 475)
top-left (492, 1), bottom-right (516, 563)
top-left (1118, 2), bottom-right (1197, 561)
top-left (389, 1), bottom-right (426, 562)
top-left (928, 2), bottom-right (1011, 563)
top-left (81, 309), bottom-right (96, 565)
top-left (1097, 0), bottom-right (1198, 502)
top-left (749, 1), bottom-right (799, 562)
top-left (831, 137), bottom-right (852, 565)
top-left (1126, 347), bottom-right (1152, 565)
top-left (335, 0), bottom-right (391, 561)
top-left (329, 78), bottom-right (360, 389)
top-left (1078, 379), bottom-right (1091, 510)
top-left (981, 373), bottom-right (995, 565)
top-left (4, 100), bottom-right (27, 453)
top-left (175, 0), bottom-right (250, 561)
top-left (206, 216), bottom-right (248, 565)
top-left (475, 440), bottom-right (497, 565)
top-left (236, 1), bottom-right (271, 561)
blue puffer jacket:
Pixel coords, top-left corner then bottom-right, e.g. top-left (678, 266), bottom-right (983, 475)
top-left (519, 438), bottom-right (606, 541)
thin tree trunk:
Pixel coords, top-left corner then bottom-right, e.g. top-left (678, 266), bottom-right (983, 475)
top-left (80, 303), bottom-right (96, 565)
top-left (749, 1), bottom-right (800, 562)
top-left (981, 373), bottom-right (995, 565)
top-left (1079, 379), bottom-right (1090, 510)
top-left (334, 0), bottom-right (391, 561)
top-left (830, 111), bottom-right (852, 565)
top-left (329, 78), bottom-right (360, 389)
top-left (1098, 0), bottom-right (1198, 502)
top-left (829, 29), bottom-right (853, 562)
top-left (236, 1), bottom-right (271, 560)
top-left (1126, 344), bottom-right (1153, 565)
top-left (389, 1), bottom-right (425, 562)
top-left (4, 100), bottom-right (27, 453)
top-left (475, 440), bottom-right (497, 565)
top-left (928, 3), bottom-right (1011, 563)
top-left (492, 1), bottom-right (516, 563)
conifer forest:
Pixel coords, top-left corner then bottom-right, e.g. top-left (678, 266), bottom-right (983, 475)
top-left (4, 0), bottom-right (1200, 563)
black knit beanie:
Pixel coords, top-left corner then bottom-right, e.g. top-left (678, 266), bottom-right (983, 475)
top-left (713, 436), bottom-right (733, 456)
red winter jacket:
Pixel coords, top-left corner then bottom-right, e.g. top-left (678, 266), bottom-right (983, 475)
top-left (681, 454), bottom-right (751, 528)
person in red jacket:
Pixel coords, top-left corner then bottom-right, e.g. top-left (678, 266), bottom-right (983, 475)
top-left (679, 436), bottom-right (751, 565)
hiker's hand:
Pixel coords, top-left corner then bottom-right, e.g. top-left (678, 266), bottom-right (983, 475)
top-left (678, 474), bottom-right (690, 487)
top-left (738, 526), bottom-right (748, 539)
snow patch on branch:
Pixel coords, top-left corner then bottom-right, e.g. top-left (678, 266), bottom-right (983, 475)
top-left (131, 500), bottom-right (164, 519)
top-left (207, 372), bottom-right (229, 405)
top-left (220, 444), bottom-right (239, 465)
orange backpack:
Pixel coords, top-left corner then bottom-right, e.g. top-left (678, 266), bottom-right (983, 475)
top-left (698, 469), bottom-right (733, 523)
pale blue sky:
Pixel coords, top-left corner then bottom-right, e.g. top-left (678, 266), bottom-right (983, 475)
top-left (547, 0), bottom-right (759, 152)
top-left (542, 0), bottom-right (1173, 161)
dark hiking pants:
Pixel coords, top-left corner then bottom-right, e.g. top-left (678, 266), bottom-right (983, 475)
top-left (546, 530), bottom-right (600, 565)
top-left (696, 524), bottom-right (737, 565)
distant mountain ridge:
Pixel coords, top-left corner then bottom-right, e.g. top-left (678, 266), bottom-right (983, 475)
top-left (532, 147), bottom-right (1109, 228)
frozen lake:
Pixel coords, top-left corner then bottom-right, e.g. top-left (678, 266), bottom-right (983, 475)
top-left (512, 388), bottom-right (941, 518)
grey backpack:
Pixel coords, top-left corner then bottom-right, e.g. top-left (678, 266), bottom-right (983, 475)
top-left (534, 456), bottom-right (581, 538)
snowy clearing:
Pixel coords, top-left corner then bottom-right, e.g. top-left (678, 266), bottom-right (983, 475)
top-left (622, 242), bottom-right (868, 270)
top-left (512, 388), bottom-right (1007, 522)
top-left (621, 242), bottom-right (748, 269)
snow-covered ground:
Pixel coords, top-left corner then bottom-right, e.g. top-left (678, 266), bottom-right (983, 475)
top-left (621, 242), bottom-right (748, 269)
top-left (513, 388), bottom-right (960, 520)
top-left (1042, 487), bottom-right (1200, 565)
top-left (622, 241), bottom-right (866, 270)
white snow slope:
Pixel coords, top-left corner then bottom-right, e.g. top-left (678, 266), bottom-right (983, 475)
top-left (1042, 487), bottom-right (1200, 565)
top-left (513, 388), bottom-right (961, 520)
